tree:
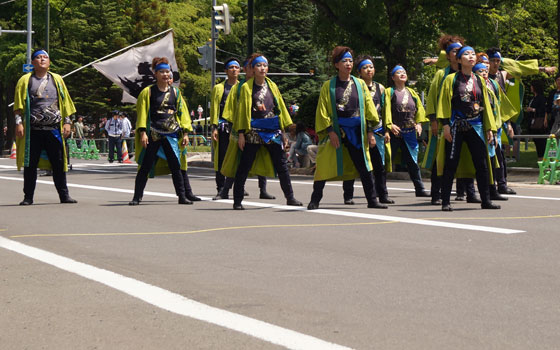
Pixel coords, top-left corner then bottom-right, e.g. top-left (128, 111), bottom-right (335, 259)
top-left (254, 0), bottom-right (324, 113)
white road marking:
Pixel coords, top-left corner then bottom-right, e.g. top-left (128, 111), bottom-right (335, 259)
top-left (0, 236), bottom-right (352, 350)
top-left (0, 175), bottom-right (523, 234)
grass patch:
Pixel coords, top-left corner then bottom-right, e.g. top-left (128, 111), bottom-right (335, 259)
top-left (508, 141), bottom-right (539, 168)
top-left (187, 145), bottom-right (211, 152)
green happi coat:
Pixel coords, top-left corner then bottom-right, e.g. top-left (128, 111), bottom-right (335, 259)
top-left (436, 72), bottom-right (496, 180)
top-left (210, 81), bottom-right (238, 171)
top-left (384, 86), bottom-right (428, 169)
top-left (500, 58), bottom-right (539, 124)
top-left (314, 76), bottom-right (378, 181)
top-left (422, 66), bottom-right (454, 169)
top-left (220, 77), bottom-right (291, 178)
top-left (13, 72), bottom-right (76, 171)
top-left (134, 85), bottom-right (192, 176)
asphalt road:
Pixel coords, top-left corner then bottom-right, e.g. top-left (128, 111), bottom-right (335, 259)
top-left (1, 157), bottom-right (560, 350)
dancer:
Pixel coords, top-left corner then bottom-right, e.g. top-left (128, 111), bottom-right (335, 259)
top-left (129, 57), bottom-right (192, 205)
top-left (216, 55), bottom-right (275, 200)
top-left (231, 54), bottom-right (302, 210)
top-left (385, 65), bottom-right (430, 197)
top-left (342, 55), bottom-right (393, 205)
top-left (437, 47), bottom-right (499, 211)
top-left (13, 48), bottom-right (77, 205)
top-left (307, 46), bottom-right (387, 210)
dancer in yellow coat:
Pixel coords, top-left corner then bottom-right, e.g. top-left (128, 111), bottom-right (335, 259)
top-left (342, 55), bottom-right (394, 205)
top-left (231, 54), bottom-right (302, 210)
top-left (129, 57), bottom-right (192, 205)
top-left (13, 49), bottom-right (77, 205)
top-left (307, 46), bottom-right (387, 210)
top-left (385, 65), bottom-right (429, 197)
top-left (437, 47), bottom-right (499, 211)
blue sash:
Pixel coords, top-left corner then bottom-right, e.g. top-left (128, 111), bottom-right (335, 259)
top-left (156, 135), bottom-right (181, 161)
top-left (251, 116), bottom-right (282, 144)
top-left (338, 116), bottom-right (362, 149)
top-left (374, 133), bottom-right (385, 165)
top-left (400, 127), bottom-right (419, 163)
top-left (40, 129), bottom-right (63, 161)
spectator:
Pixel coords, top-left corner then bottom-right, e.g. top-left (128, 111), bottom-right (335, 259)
top-left (73, 116), bottom-right (86, 147)
top-left (121, 112), bottom-right (132, 138)
top-left (197, 104), bottom-right (204, 119)
top-left (546, 73), bottom-right (560, 137)
top-left (288, 123), bottom-right (313, 167)
top-left (195, 121), bottom-right (203, 135)
top-left (105, 110), bottom-right (123, 163)
top-left (525, 80), bottom-right (548, 160)
top-left (289, 101), bottom-right (299, 117)
top-left (98, 117), bottom-right (107, 137)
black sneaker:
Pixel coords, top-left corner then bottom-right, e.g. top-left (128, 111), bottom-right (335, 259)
top-left (233, 203), bottom-right (244, 210)
top-left (186, 193), bottom-right (202, 201)
top-left (19, 198), bottom-right (33, 206)
top-left (60, 197), bottom-right (78, 204)
top-left (259, 192), bottom-right (276, 200)
top-left (481, 202), bottom-right (501, 209)
top-left (344, 199), bottom-right (355, 205)
top-left (286, 198), bottom-right (303, 206)
top-left (379, 197), bottom-right (395, 204)
top-left (307, 202), bottom-right (319, 210)
top-left (466, 196), bottom-right (482, 204)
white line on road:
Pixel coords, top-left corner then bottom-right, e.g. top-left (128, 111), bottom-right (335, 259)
top-left (0, 175), bottom-right (524, 234)
top-left (0, 236), bottom-right (352, 350)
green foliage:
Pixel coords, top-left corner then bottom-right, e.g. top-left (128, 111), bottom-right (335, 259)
top-left (254, 0), bottom-right (324, 106)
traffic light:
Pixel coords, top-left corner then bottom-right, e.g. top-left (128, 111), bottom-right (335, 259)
top-left (213, 4), bottom-right (233, 35)
top-left (197, 42), bottom-right (211, 70)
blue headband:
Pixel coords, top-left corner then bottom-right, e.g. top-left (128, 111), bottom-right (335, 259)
top-left (155, 63), bottom-right (171, 72)
top-left (445, 42), bottom-right (462, 54)
top-left (336, 51), bottom-right (353, 63)
top-left (473, 63), bottom-right (488, 73)
top-left (225, 60), bottom-right (240, 69)
top-left (457, 46), bottom-right (475, 60)
top-left (357, 59), bottom-right (374, 71)
top-left (391, 65), bottom-right (405, 76)
top-left (251, 56), bottom-right (268, 67)
top-left (32, 50), bottom-right (49, 60)
top-left (481, 55), bottom-right (489, 62)
top-left (487, 51), bottom-right (502, 60)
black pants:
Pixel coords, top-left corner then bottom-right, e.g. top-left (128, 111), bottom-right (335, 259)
top-left (108, 135), bottom-right (122, 161)
top-left (23, 129), bottom-right (70, 200)
top-left (390, 135), bottom-right (425, 193)
top-left (495, 143), bottom-right (508, 191)
top-left (343, 144), bottom-right (388, 200)
top-left (215, 128), bottom-right (230, 191)
top-left (431, 160), bottom-right (442, 201)
top-left (455, 178), bottom-right (476, 198)
top-left (233, 142), bottom-right (293, 204)
top-left (311, 141), bottom-right (377, 205)
top-left (441, 128), bottom-right (490, 206)
top-left (181, 170), bottom-right (195, 196)
top-left (132, 136), bottom-right (185, 200)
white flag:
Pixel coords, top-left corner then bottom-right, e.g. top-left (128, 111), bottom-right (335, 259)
top-left (93, 32), bottom-right (179, 104)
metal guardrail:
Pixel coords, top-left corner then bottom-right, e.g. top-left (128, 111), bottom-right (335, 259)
top-left (512, 134), bottom-right (557, 160)
top-left (70, 134), bottom-right (210, 155)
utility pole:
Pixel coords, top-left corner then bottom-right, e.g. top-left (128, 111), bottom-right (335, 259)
top-left (211, 0), bottom-right (217, 90)
top-left (26, 0), bottom-right (32, 64)
top-left (247, 0), bottom-right (254, 56)
top-left (45, 0), bottom-right (50, 52)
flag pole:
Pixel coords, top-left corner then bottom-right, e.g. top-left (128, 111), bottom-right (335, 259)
top-left (8, 28), bottom-right (173, 107)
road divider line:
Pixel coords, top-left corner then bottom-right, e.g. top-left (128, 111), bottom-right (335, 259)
top-left (0, 175), bottom-right (524, 234)
top-left (0, 236), bottom-right (352, 350)
top-left (10, 221), bottom-right (399, 238)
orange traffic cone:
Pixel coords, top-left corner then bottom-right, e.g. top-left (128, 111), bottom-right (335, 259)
top-left (10, 141), bottom-right (17, 159)
top-left (121, 140), bottom-right (132, 163)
